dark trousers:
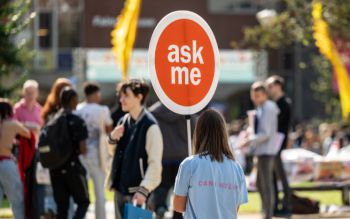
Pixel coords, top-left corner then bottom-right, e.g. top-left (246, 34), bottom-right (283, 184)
top-left (257, 155), bottom-right (275, 219)
top-left (273, 152), bottom-right (291, 212)
top-left (50, 160), bottom-right (90, 219)
top-left (151, 163), bottom-right (183, 219)
top-left (114, 191), bottom-right (132, 219)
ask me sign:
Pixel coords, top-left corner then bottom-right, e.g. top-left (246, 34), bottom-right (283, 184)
top-left (149, 11), bottom-right (220, 115)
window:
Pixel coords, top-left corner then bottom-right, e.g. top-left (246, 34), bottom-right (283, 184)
top-left (38, 12), bottom-right (52, 48)
top-left (207, 0), bottom-right (277, 14)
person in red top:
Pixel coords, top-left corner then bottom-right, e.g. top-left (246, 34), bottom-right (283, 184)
top-left (13, 79), bottom-right (43, 135)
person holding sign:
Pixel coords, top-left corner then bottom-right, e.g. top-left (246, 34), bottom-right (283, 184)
top-left (173, 109), bottom-right (248, 219)
top-left (108, 79), bottom-right (163, 219)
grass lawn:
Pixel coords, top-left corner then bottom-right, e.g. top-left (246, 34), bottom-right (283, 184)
top-left (87, 181), bottom-right (343, 214)
top-left (1, 181), bottom-right (344, 216)
top-left (239, 191), bottom-right (342, 213)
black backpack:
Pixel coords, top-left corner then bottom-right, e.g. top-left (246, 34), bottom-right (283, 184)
top-left (38, 110), bottom-right (74, 169)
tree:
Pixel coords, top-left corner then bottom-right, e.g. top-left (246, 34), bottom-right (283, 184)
top-left (241, 0), bottom-right (350, 121)
top-left (0, 0), bottom-right (35, 97)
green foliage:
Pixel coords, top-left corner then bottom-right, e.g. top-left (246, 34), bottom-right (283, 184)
top-left (241, 0), bottom-right (350, 120)
top-left (310, 55), bottom-right (341, 121)
top-left (242, 0), bottom-right (350, 49)
top-left (0, 0), bottom-right (35, 97)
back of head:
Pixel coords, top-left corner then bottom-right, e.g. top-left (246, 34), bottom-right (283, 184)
top-left (117, 79), bottom-right (150, 105)
top-left (84, 82), bottom-right (100, 97)
top-left (23, 79), bottom-right (39, 91)
top-left (194, 109), bottom-right (234, 162)
top-left (251, 81), bottom-right (267, 93)
top-left (266, 75), bottom-right (285, 90)
top-left (42, 78), bottom-right (72, 121)
top-left (0, 98), bottom-right (13, 121)
top-left (60, 87), bottom-right (78, 108)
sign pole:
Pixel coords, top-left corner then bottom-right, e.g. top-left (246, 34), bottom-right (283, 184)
top-left (185, 115), bottom-right (192, 155)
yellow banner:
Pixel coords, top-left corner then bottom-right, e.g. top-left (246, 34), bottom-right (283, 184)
top-left (111, 0), bottom-right (142, 80)
top-left (312, 1), bottom-right (350, 119)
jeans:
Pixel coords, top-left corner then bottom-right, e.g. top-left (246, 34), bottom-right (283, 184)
top-left (83, 158), bottom-right (106, 219)
top-left (0, 159), bottom-right (25, 219)
top-left (50, 159), bottom-right (90, 219)
top-left (256, 155), bottom-right (275, 219)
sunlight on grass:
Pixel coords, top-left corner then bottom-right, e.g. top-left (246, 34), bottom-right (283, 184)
top-left (88, 180), bottom-right (114, 203)
top-left (239, 191), bottom-right (342, 213)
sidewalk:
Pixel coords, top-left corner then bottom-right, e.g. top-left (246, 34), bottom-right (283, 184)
top-left (2, 203), bottom-right (350, 219)
top-left (84, 202), bottom-right (350, 219)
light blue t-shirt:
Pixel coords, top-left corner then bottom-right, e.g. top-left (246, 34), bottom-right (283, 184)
top-left (174, 154), bottom-right (248, 219)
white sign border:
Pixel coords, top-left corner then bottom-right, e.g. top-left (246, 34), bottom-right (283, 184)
top-left (148, 10), bottom-right (220, 115)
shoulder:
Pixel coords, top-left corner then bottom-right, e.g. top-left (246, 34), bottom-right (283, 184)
top-left (35, 102), bottom-right (43, 110)
top-left (227, 159), bottom-right (245, 179)
top-left (68, 113), bottom-right (86, 125)
top-left (6, 119), bottom-right (22, 129)
top-left (180, 156), bottom-right (196, 169)
top-left (13, 100), bottom-right (24, 110)
top-left (283, 96), bottom-right (292, 107)
top-left (143, 110), bottom-right (158, 125)
top-left (265, 100), bottom-right (279, 114)
top-left (99, 105), bottom-right (111, 116)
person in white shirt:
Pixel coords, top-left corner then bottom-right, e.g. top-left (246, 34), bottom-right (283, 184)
top-left (76, 82), bottom-right (113, 219)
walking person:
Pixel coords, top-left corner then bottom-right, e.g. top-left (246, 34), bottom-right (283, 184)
top-left (242, 82), bottom-right (280, 219)
top-left (13, 80), bottom-right (43, 135)
top-left (38, 78), bottom-right (72, 218)
top-left (46, 87), bottom-right (90, 219)
top-left (13, 80), bottom-right (43, 218)
top-left (149, 101), bottom-right (194, 219)
top-left (266, 75), bottom-right (292, 215)
top-left (0, 98), bottom-right (31, 219)
top-left (76, 82), bottom-right (113, 219)
top-left (173, 109), bottom-right (248, 219)
top-left (108, 79), bottom-right (163, 219)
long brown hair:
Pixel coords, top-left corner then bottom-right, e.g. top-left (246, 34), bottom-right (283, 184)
top-left (41, 78), bottom-right (71, 122)
top-left (0, 98), bottom-right (14, 138)
top-left (193, 109), bottom-right (234, 162)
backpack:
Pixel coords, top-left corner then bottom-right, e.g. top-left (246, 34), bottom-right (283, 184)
top-left (38, 110), bottom-right (74, 169)
top-left (291, 193), bottom-right (320, 214)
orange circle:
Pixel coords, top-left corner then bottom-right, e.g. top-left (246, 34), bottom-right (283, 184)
top-left (155, 19), bottom-right (215, 106)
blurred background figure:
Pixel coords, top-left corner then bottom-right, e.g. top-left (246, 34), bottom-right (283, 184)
top-left (148, 101), bottom-right (195, 219)
top-left (48, 87), bottom-right (90, 219)
top-left (0, 98), bottom-right (30, 219)
top-left (13, 80), bottom-right (43, 136)
top-left (300, 126), bottom-right (322, 154)
top-left (242, 82), bottom-right (279, 219)
top-left (38, 78), bottom-right (72, 218)
top-left (266, 75), bottom-right (292, 215)
top-left (76, 82), bottom-right (113, 219)
top-left (228, 120), bottom-right (247, 169)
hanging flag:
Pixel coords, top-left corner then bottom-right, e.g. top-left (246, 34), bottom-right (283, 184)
top-left (111, 0), bottom-right (142, 80)
top-left (312, 1), bottom-right (350, 119)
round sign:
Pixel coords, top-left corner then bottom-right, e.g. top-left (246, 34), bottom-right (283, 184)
top-left (148, 11), bottom-right (220, 115)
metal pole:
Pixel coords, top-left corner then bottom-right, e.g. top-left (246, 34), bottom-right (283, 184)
top-left (185, 115), bottom-right (192, 156)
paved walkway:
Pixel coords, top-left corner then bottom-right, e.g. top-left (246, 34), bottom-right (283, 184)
top-left (84, 202), bottom-right (350, 219)
top-left (1, 202), bottom-right (350, 218)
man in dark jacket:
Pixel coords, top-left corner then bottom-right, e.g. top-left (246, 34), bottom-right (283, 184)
top-left (108, 80), bottom-right (163, 219)
top-left (266, 75), bottom-right (292, 215)
top-left (149, 102), bottom-right (195, 219)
